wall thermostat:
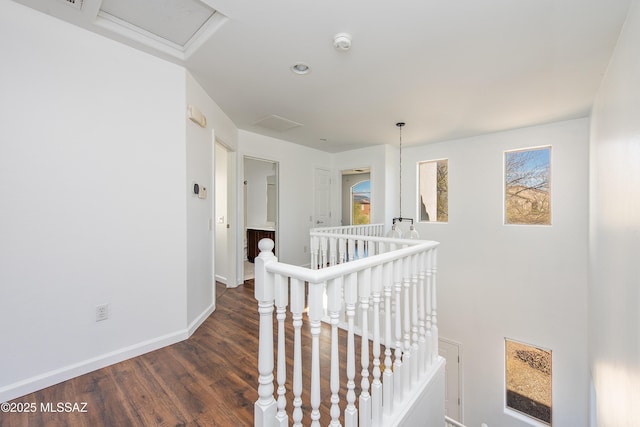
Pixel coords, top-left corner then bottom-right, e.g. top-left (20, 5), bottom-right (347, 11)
top-left (198, 187), bottom-right (207, 199)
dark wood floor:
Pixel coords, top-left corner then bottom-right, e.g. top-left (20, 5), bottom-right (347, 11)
top-left (1, 281), bottom-right (366, 427)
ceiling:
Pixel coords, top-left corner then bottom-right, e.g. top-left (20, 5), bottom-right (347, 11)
top-left (16, 0), bottom-right (631, 152)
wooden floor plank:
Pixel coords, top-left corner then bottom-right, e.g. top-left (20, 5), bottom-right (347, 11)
top-left (1, 281), bottom-right (375, 427)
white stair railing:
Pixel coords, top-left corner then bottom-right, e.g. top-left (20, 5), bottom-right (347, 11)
top-left (254, 233), bottom-right (441, 427)
top-left (310, 224), bottom-right (384, 268)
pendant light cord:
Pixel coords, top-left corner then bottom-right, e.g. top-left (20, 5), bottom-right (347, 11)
top-left (397, 122), bottom-right (405, 219)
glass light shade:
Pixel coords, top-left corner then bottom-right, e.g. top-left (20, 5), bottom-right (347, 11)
top-left (407, 224), bottom-right (420, 239)
top-left (386, 224), bottom-right (403, 238)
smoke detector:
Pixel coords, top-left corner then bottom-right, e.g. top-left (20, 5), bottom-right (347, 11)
top-left (333, 33), bottom-right (352, 51)
top-left (60, 0), bottom-right (83, 9)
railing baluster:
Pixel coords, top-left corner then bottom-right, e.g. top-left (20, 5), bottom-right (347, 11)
top-left (393, 258), bottom-right (404, 405)
top-left (321, 236), bottom-right (328, 268)
top-left (410, 253), bottom-right (420, 384)
top-left (425, 250), bottom-right (433, 369)
top-left (345, 272), bottom-right (358, 427)
top-left (329, 237), bottom-right (337, 266)
top-left (254, 239), bottom-right (277, 427)
top-left (418, 251), bottom-right (427, 375)
top-left (382, 261), bottom-right (394, 416)
top-left (291, 278), bottom-right (305, 427)
top-left (431, 249), bottom-right (439, 363)
top-left (309, 282), bottom-right (324, 427)
top-left (327, 278), bottom-right (342, 427)
top-left (311, 235), bottom-right (318, 270)
top-left (371, 264), bottom-right (383, 426)
top-left (359, 268), bottom-right (371, 427)
top-left (275, 274), bottom-right (288, 426)
top-left (402, 254), bottom-right (413, 391)
top-left (348, 238), bottom-right (356, 262)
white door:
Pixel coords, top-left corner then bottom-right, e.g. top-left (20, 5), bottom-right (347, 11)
top-left (314, 168), bottom-right (332, 227)
top-left (215, 143), bottom-right (229, 285)
top-left (439, 338), bottom-right (462, 421)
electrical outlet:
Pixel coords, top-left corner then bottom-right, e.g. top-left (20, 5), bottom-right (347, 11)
top-left (96, 304), bottom-right (109, 322)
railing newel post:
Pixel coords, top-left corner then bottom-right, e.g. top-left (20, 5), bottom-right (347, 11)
top-left (254, 238), bottom-right (277, 427)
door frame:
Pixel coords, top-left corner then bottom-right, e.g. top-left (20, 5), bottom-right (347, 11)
top-left (214, 139), bottom-right (238, 288)
top-left (242, 155), bottom-right (279, 280)
top-left (439, 337), bottom-right (464, 422)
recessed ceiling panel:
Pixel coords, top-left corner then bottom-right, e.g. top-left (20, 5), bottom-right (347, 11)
top-left (99, 0), bottom-right (215, 47)
top-left (253, 115), bottom-right (303, 132)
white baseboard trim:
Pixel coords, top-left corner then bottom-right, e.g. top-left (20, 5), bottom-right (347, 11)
top-left (0, 304), bottom-right (216, 403)
top-left (215, 274), bottom-right (228, 284)
top-left (187, 302), bottom-right (215, 337)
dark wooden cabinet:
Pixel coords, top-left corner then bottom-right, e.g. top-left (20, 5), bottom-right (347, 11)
top-left (247, 228), bottom-right (275, 262)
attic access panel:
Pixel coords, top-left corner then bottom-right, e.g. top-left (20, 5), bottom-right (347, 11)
top-left (99, 0), bottom-right (216, 47)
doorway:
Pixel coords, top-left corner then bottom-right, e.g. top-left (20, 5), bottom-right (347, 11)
top-left (243, 156), bottom-right (279, 280)
top-left (341, 167), bottom-right (371, 225)
top-left (214, 141), bottom-right (237, 288)
top-left (439, 337), bottom-right (463, 422)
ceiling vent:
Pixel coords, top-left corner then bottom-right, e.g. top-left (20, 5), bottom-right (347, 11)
top-left (60, 0), bottom-right (83, 10)
top-left (253, 115), bottom-right (303, 132)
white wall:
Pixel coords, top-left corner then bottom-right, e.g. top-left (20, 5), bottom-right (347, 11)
top-left (185, 73), bottom-right (215, 327)
top-left (238, 130), bottom-right (332, 267)
top-left (589, 0), bottom-right (640, 425)
top-left (0, 1), bottom-right (190, 401)
top-left (403, 119), bottom-right (590, 427)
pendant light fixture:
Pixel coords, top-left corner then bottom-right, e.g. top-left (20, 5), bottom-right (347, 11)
top-left (388, 122), bottom-right (419, 239)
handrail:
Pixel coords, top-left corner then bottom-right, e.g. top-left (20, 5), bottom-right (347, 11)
top-left (267, 238), bottom-right (437, 283)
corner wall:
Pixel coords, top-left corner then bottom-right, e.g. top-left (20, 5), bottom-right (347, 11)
top-left (0, 1), bottom-right (188, 401)
top-left (589, 0), bottom-right (640, 425)
top-left (403, 119), bottom-right (590, 427)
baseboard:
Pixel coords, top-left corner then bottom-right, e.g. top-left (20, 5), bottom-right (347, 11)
top-left (1, 304), bottom-right (216, 403)
top-left (215, 274), bottom-right (228, 284)
top-left (187, 302), bottom-right (215, 337)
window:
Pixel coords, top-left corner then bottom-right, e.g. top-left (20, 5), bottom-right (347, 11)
top-left (505, 339), bottom-right (552, 425)
top-left (504, 146), bottom-right (551, 225)
top-left (351, 180), bottom-right (370, 225)
top-left (418, 159), bottom-right (448, 222)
